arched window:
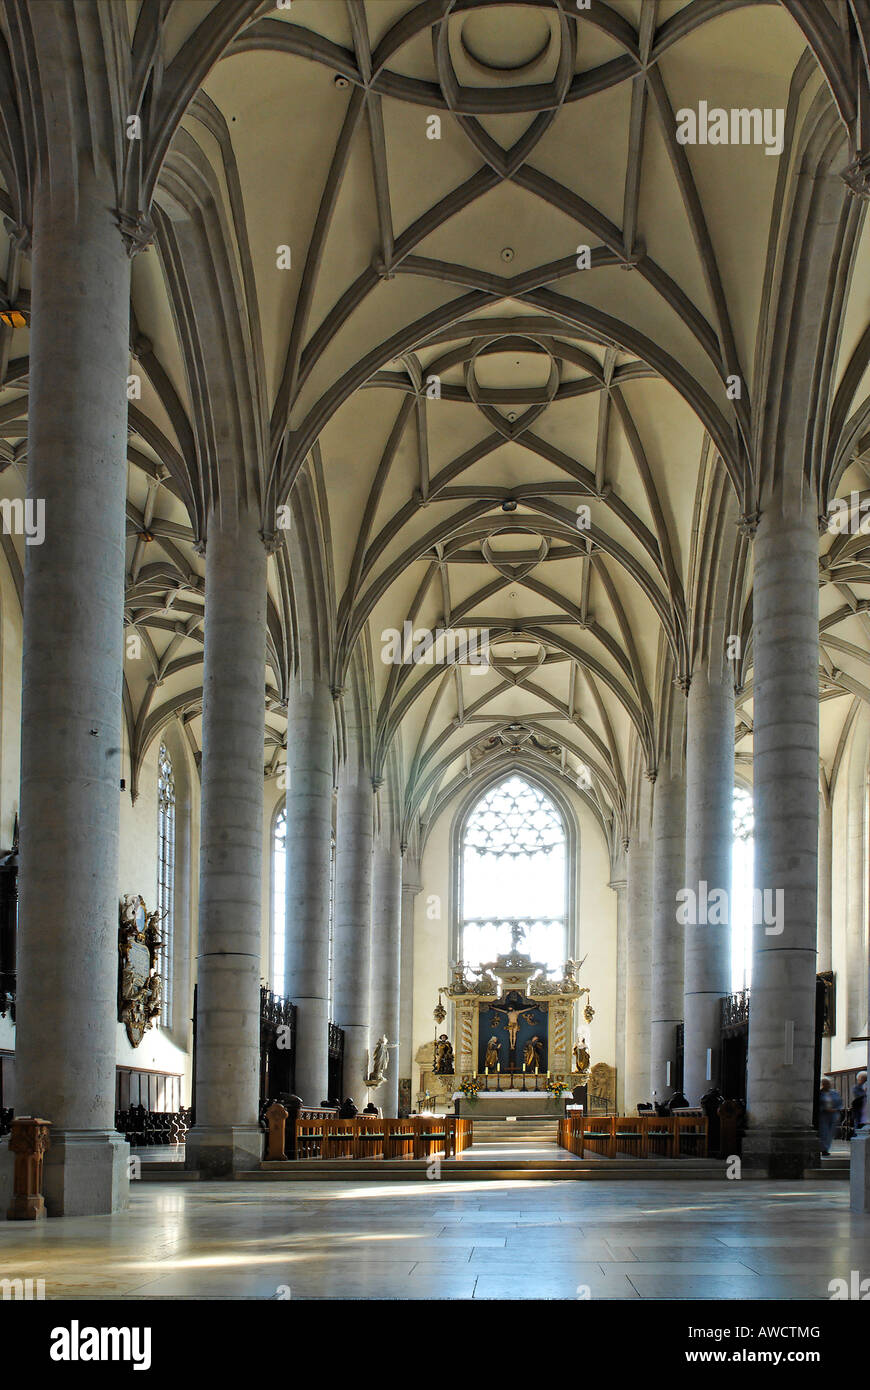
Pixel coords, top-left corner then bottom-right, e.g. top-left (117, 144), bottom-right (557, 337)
top-left (731, 784), bottom-right (754, 991)
top-left (157, 744), bottom-right (175, 1026)
top-left (460, 774), bottom-right (567, 974)
top-left (272, 807), bottom-right (286, 991)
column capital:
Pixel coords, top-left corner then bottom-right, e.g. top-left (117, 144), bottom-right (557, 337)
top-left (2, 215), bottom-right (31, 255)
top-left (258, 528), bottom-right (285, 556)
top-left (114, 208), bottom-right (154, 258)
top-left (841, 150), bottom-right (870, 199)
top-left (737, 509), bottom-right (761, 539)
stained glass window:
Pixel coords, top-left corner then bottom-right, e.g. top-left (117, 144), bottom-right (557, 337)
top-left (461, 775), bottom-right (567, 974)
top-left (157, 744), bottom-right (175, 1026)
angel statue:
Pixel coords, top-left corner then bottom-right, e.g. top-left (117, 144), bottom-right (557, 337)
top-left (365, 1034), bottom-right (396, 1087)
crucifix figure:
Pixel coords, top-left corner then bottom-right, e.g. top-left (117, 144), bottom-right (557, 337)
top-left (489, 999), bottom-right (538, 1055)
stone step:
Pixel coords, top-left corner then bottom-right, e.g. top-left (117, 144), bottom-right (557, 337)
top-left (233, 1157), bottom-right (729, 1182)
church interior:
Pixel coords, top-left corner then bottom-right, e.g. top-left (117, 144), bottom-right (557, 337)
top-left (1, 0), bottom-right (870, 1328)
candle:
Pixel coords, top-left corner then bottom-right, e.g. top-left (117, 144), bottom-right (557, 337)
top-left (522, 1063), bottom-right (526, 1072)
top-left (496, 1062), bottom-right (500, 1072)
top-left (484, 1066), bottom-right (488, 1075)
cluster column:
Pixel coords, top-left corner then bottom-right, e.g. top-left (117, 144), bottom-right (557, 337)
top-left (400, 870), bottom-right (422, 1111)
top-left (185, 509), bottom-right (267, 1175)
top-left (624, 807), bottom-right (653, 1109)
top-left (0, 172), bottom-right (133, 1216)
top-left (370, 831), bottom-right (402, 1116)
top-left (333, 773), bottom-right (374, 1107)
top-left (650, 765), bottom-right (686, 1100)
top-left (284, 680), bottom-right (334, 1105)
top-left (610, 871), bottom-right (628, 1112)
top-left (683, 670), bottom-right (734, 1101)
top-left (745, 502), bottom-right (819, 1175)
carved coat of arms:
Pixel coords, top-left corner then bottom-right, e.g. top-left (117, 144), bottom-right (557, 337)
top-left (118, 894), bottom-right (164, 1046)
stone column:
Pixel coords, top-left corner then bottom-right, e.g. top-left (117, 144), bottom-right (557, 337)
top-left (650, 766), bottom-right (686, 1100)
top-left (185, 510), bottom-right (266, 1176)
top-left (624, 813), bottom-right (653, 1110)
top-left (284, 679), bottom-right (333, 1105)
top-left (683, 671), bottom-right (734, 1102)
top-left (333, 777), bottom-right (374, 1107)
top-left (0, 171), bottom-right (132, 1216)
top-left (370, 834), bottom-right (402, 1116)
top-left (817, 782), bottom-right (832, 1074)
top-left (745, 502), bottom-right (819, 1176)
top-left (400, 871), bottom-right (422, 1111)
top-left (610, 870), bottom-right (628, 1112)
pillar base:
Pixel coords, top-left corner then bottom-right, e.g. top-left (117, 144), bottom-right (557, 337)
top-left (850, 1129), bottom-right (870, 1212)
top-left (185, 1124), bottom-right (263, 1176)
top-left (0, 1130), bottom-right (130, 1218)
top-left (741, 1125), bottom-right (819, 1178)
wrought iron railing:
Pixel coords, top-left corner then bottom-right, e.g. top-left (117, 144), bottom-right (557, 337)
top-left (721, 989), bottom-right (750, 1031)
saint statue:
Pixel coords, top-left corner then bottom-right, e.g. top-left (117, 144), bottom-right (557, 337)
top-left (484, 1035), bottom-right (501, 1069)
top-left (433, 1034), bottom-right (454, 1074)
top-left (573, 1042), bottom-right (590, 1072)
top-left (523, 1035), bottom-right (544, 1070)
top-left (365, 1034), bottom-right (395, 1086)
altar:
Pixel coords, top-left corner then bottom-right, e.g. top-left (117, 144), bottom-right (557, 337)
top-left (453, 1090), bottom-right (568, 1118)
top-left (419, 942), bottom-right (603, 1112)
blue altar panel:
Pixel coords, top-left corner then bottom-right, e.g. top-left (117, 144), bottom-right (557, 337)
top-left (477, 992), bottom-right (548, 1073)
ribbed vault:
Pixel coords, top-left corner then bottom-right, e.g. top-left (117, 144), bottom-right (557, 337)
top-left (1, 0), bottom-right (870, 848)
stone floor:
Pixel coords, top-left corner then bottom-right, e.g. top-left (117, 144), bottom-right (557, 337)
top-left (0, 1174), bottom-right (868, 1299)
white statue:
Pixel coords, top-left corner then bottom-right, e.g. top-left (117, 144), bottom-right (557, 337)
top-left (365, 1034), bottom-right (396, 1087)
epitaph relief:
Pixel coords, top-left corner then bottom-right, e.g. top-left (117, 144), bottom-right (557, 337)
top-left (118, 894), bottom-right (164, 1046)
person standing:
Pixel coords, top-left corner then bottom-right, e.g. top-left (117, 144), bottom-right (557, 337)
top-left (819, 1077), bottom-right (844, 1155)
top-left (851, 1071), bottom-right (867, 1134)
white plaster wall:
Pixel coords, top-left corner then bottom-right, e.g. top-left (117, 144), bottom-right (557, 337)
top-left (116, 727), bottom-right (197, 1102)
top-left (411, 776), bottom-right (617, 1098)
top-left (830, 708), bottom-right (870, 1074)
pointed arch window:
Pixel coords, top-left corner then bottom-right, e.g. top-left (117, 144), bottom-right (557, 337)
top-left (460, 774), bottom-right (567, 974)
top-left (157, 744), bottom-right (175, 1026)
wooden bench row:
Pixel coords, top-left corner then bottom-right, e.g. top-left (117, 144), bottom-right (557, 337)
top-left (559, 1113), bottom-right (708, 1159)
top-left (265, 1106), bottom-right (473, 1161)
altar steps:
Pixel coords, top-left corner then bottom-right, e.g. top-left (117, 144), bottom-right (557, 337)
top-left (244, 1155), bottom-right (728, 1181)
top-left (470, 1119), bottom-right (560, 1145)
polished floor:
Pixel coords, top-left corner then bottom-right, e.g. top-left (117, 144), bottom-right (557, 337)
top-left (0, 1174), bottom-right (867, 1300)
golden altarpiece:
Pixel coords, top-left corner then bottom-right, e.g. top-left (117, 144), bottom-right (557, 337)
top-left (418, 944), bottom-right (613, 1109)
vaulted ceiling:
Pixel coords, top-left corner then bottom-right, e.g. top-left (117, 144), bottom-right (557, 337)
top-left (1, 0), bottom-right (870, 860)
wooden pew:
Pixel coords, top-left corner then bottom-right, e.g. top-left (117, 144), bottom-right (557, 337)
top-left (352, 1114), bottom-right (386, 1159)
top-left (674, 1111), bottom-right (708, 1157)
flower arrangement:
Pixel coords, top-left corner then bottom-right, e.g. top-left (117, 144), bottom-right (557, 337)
top-left (546, 1077), bottom-right (569, 1098)
top-left (459, 1076), bottom-right (481, 1101)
